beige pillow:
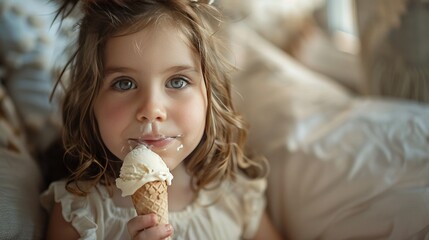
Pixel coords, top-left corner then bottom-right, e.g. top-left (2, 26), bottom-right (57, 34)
top-left (230, 25), bottom-right (429, 239)
top-left (278, 99), bottom-right (429, 239)
top-left (230, 24), bottom-right (351, 237)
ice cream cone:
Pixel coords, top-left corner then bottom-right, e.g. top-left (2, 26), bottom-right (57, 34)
top-left (116, 144), bottom-right (173, 226)
top-left (131, 180), bottom-right (169, 225)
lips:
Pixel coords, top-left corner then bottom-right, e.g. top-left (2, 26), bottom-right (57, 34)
top-left (129, 136), bottom-right (176, 149)
top-left (142, 137), bottom-right (175, 148)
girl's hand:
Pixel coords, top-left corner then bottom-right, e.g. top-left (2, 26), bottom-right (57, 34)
top-left (127, 213), bottom-right (174, 240)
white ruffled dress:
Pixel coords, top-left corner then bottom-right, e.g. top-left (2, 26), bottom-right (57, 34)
top-left (40, 175), bottom-right (266, 240)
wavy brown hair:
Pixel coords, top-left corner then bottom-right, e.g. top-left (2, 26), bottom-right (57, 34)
top-left (56, 0), bottom-right (267, 196)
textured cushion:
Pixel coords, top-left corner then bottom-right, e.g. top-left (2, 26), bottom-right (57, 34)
top-left (0, 86), bottom-right (46, 240)
top-left (0, 0), bottom-right (66, 153)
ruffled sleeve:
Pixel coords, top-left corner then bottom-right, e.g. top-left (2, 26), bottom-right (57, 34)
top-left (40, 181), bottom-right (98, 239)
top-left (234, 175), bottom-right (267, 239)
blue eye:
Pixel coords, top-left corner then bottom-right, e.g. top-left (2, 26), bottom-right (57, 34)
top-left (166, 77), bottom-right (189, 89)
top-left (113, 78), bottom-right (136, 91)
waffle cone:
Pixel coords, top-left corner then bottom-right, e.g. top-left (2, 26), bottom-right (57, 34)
top-left (131, 180), bottom-right (169, 225)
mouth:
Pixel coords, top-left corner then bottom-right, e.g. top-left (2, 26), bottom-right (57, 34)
top-left (128, 136), bottom-right (180, 150)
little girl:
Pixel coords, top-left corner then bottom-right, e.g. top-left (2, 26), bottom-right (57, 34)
top-left (41, 0), bottom-right (282, 239)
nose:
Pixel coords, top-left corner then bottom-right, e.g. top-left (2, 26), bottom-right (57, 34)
top-left (136, 91), bottom-right (167, 122)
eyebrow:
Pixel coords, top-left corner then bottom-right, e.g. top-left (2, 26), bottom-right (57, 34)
top-left (164, 65), bottom-right (199, 74)
top-left (104, 65), bottom-right (199, 76)
top-left (104, 67), bottom-right (135, 76)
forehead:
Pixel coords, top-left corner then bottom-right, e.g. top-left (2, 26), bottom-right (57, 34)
top-left (114, 14), bottom-right (193, 47)
top-left (104, 22), bottom-right (200, 67)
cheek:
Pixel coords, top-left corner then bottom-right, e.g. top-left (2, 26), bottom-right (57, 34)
top-left (181, 94), bottom-right (207, 138)
top-left (171, 78), bottom-right (207, 136)
top-left (94, 98), bottom-right (130, 154)
top-left (96, 104), bottom-right (127, 126)
top-left (164, 102), bottom-right (207, 169)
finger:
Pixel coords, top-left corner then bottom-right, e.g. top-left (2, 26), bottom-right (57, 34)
top-left (127, 213), bottom-right (157, 236)
top-left (134, 224), bottom-right (173, 240)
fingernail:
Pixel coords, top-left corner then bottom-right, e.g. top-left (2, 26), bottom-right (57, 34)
top-left (165, 224), bottom-right (173, 233)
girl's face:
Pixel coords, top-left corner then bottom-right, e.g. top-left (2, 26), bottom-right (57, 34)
top-left (94, 24), bottom-right (207, 171)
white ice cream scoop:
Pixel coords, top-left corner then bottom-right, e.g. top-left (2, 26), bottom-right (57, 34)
top-left (116, 145), bottom-right (173, 197)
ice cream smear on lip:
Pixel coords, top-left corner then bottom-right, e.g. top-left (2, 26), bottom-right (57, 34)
top-left (116, 144), bottom-right (173, 197)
